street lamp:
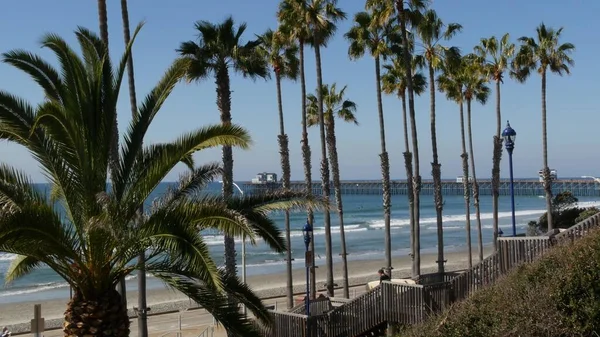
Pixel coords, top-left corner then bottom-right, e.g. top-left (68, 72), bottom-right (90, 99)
top-left (219, 180), bottom-right (247, 315)
top-left (302, 219), bottom-right (313, 336)
top-left (502, 120), bottom-right (517, 236)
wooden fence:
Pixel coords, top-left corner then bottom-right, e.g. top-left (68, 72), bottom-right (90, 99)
top-left (256, 212), bottom-right (600, 337)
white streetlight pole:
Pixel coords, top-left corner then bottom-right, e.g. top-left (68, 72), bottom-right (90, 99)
top-left (219, 180), bottom-right (247, 316)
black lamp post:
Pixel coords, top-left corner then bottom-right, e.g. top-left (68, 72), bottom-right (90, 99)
top-left (302, 219), bottom-right (313, 336)
top-left (502, 120), bottom-right (517, 236)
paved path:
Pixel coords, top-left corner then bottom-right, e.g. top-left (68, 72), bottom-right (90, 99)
top-left (40, 286), bottom-right (368, 337)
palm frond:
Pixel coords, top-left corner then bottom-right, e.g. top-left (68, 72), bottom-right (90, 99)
top-left (114, 57), bottom-right (191, 200)
top-left (122, 124), bottom-right (251, 220)
top-left (4, 255), bottom-right (43, 285)
top-left (151, 273), bottom-right (263, 336)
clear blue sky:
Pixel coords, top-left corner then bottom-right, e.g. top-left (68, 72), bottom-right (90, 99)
top-left (0, 0), bottom-right (598, 182)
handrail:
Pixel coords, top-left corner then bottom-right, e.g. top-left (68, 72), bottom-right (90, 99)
top-left (197, 326), bottom-right (214, 337)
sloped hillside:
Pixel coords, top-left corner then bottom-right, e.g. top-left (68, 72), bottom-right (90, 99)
top-left (400, 228), bottom-right (600, 337)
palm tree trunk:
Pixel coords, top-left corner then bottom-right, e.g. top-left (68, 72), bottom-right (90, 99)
top-left (401, 92), bottom-right (415, 271)
top-left (374, 56), bottom-right (392, 278)
top-left (491, 79), bottom-right (503, 251)
top-left (428, 63), bottom-right (445, 274)
top-left (459, 101), bottom-right (472, 269)
top-left (325, 116), bottom-right (349, 298)
top-left (314, 44), bottom-right (334, 297)
top-left (97, 0), bottom-right (126, 308)
top-left (275, 73), bottom-right (294, 309)
top-left (396, 0), bottom-right (421, 278)
top-left (97, 0), bottom-right (119, 177)
top-left (541, 71), bottom-right (553, 231)
top-left (64, 289), bottom-right (129, 337)
top-left (98, 0), bottom-right (109, 45)
top-left (299, 40), bottom-right (316, 299)
top-left (120, 1), bottom-right (146, 334)
top-left (216, 66), bottom-right (236, 276)
top-left (467, 99), bottom-right (483, 263)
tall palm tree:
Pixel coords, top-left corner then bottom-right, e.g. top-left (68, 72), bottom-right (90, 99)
top-left (277, 0), bottom-right (316, 297)
top-left (308, 0), bottom-right (346, 298)
top-left (415, 9), bottom-right (461, 274)
top-left (437, 55), bottom-right (473, 268)
top-left (390, 0), bottom-right (429, 278)
top-left (474, 33), bottom-right (515, 250)
top-left (177, 17), bottom-right (269, 278)
top-left (280, 0), bottom-right (346, 297)
top-left (96, 0), bottom-right (120, 178)
top-left (463, 56), bottom-right (490, 263)
top-left (381, 50), bottom-right (427, 257)
top-left (0, 27), bottom-right (319, 337)
top-left (345, 8), bottom-right (394, 278)
top-left (307, 83), bottom-right (357, 298)
top-left (511, 23), bottom-right (575, 232)
top-left (257, 28), bottom-right (299, 309)
top-left (96, 0), bottom-right (126, 305)
top-left (381, 53), bottom-right (427, 276)
top-left (119, 0), bottom-right (147, 335)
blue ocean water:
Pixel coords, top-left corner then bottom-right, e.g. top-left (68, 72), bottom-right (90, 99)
top-left (0, 182), bottom-right (597, 304)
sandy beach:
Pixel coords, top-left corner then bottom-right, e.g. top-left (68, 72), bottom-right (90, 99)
top-left (2, 247), bottom-right (490, 334)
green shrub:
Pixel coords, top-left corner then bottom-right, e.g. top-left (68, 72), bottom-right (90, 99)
top-left (529, 191), bottom-right (597, 232)
top-left (399, 227), bottom-right (600, 337)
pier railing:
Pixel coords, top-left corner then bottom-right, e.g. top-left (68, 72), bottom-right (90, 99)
top-left (256, 212), bottom-right (600, 337)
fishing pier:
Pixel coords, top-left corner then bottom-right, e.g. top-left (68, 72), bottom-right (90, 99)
top-left (240, 178), bottom-right (600, 197)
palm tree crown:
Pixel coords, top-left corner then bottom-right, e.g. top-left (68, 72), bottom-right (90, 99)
top-left (306, 84), bottom-right (358, 126)
top-left (345, 10), bottom-right (394, 60)
top-left (474, 33), bottom-right (515, 84)
top-left (462, 56), bottom-right (491, 104)
top-left (258, 28), bottom-right (299, 81)
top-left (511, 23), bottom-right (575, 81)
top-left (381, 58), bottom-right (427, 98)
top-left (177, 16), bottom-right (268, 82)
top-left (415, 9), bottom-right (462, 67)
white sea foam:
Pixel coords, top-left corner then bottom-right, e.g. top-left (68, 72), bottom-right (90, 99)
top-left (0, 281), bottom-right (69, 297)
top-left (367, 209), bottom-right (548, 229)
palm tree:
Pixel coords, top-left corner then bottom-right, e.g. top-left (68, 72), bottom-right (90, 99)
top-left (307, 83), bottom-right (357, 298)
top-left (437, 55), bottom-right (473, 268)
top-left (386, 0), bottom-right (429, 278)
top-left (177, 17), bottom-right (269, 278)
top-left (277, 0), bottom-right (316, 297)
top-left (345, 8), bottom-right (394, 278)
top-left (415, 9), bottom-right (461, 274)
top-left (96, 0), bottom-right (126, 305)
top-left (280, 0), bottom-right (346, 297)
top-left (0, 27), bottom-right (319, 337)
top-left (511, 23), bottom-right (575, 232)
top-left (474, 33), bottom-right (515, 251)
top-left (96, 0), bottom-right (120, 174)
top-left (307, 0), bottom-right (346, 298)
top-left (119, 0), bottom-right (147, 335)
top-left (257, 28), bottom-right (299, 309)
top-left (381, 53), bottom-right (427, 276)
top-left (463, 56), bottom-right (490, 263)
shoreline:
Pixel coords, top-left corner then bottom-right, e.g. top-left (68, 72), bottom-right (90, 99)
top-left (1, 247), bottom-right (491, 333)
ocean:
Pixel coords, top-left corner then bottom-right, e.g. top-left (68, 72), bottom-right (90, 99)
top-left (0, 182), bottom-right (598, 304)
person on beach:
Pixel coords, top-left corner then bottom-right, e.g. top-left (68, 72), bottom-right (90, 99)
top-left (2, 327), bottom-right (11, 337)
top-left (378, 269), bottom-right (390, 283)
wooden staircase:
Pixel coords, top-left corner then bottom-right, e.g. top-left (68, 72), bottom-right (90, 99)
top-left (256, 213), bottom-right (600, 337)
